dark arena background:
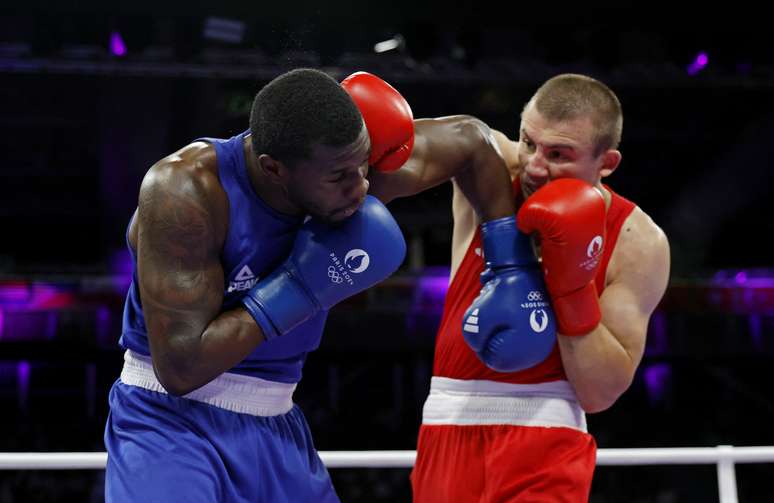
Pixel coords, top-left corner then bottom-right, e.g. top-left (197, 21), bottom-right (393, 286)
top-left (1, 2), bottom-right (773, 501)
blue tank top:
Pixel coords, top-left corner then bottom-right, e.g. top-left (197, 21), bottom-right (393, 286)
top-left (119, 131), bottom-right (328, 383)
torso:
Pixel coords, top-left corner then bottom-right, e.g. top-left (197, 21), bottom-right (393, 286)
top-left (121, 133), bottom-right (326, 383)
top-left (436, 155), bottom-right (639, 384)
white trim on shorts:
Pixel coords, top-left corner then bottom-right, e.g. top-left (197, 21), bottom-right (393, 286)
top-left (422, 376), bottom-right (587, 432)
top-left (120, 350), bottom-right (296, 417)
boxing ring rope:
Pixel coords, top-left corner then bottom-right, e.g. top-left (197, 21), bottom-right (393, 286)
top-left (2, 446), bottom-right (774, 503)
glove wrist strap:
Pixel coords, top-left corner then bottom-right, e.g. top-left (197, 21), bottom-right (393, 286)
top-left (554, 282), bottom-right (601, 336)
top-left (481, 215), bottom-right (535, 269)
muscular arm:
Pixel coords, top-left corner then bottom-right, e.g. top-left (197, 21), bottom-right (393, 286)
top-left (137, 148), bottom-right (265, 396)
top-left (368, 115), bottom-right (515, 221)
top-left (558, 209), bottom-right (671, 413)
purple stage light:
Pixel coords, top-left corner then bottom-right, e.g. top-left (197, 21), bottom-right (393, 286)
top-left (645, 310), bottom-right (668, 357)
top-left (644, 363), bottom-right (671, 405)
top-left (110, 31), bottom-right (127, 57)
top-left (0, 282), bottom-right (73, 310)
top-left (406, 267), bottom-right (450, 335)
top-left (0, 282), bottom-right (31, 303)
top-left (687, 51), bottom-right (709, 76)
top-left (414, 270), bottom-right (451, 312)
top-left (109, 249), bottom-right (134, 292)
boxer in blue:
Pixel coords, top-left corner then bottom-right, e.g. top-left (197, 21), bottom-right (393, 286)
top-left (104, 68), bottom-right (522, 502)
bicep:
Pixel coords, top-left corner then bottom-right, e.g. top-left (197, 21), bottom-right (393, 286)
top-left (136, 176), bottom-right (225, 350)
top-left (597, 281), bottom-right (650, 366)
top-left (598, 230), bottom-right (670, 365)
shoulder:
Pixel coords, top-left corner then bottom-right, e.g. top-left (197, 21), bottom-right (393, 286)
top-left (141, 142), bottom-right (224, 210)
top-left (142, 142), bottom-right (220, 196)
top-left (138, 141), bottom-right (228, 246)
top-left (490, 129), bottom-right (521, 178)
top-left (616, 207), bottom-right (669, 265)
top-left (607, 205), bottom-right (670, 308)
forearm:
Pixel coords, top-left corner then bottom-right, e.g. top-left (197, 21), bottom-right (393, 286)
top-left (452, 119), bottom-right (516, 222)
top-left (369, 116), bottom-right (516, 219)
top-left (151, 307), bottom-right (265, 396)
top-left (557, 322), bottom-right (639, 413)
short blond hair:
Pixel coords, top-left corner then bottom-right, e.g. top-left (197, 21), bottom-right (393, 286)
top-left (527, 73), bottom-right (623, 156)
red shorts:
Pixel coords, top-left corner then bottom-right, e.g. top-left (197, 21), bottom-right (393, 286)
top-left (411, 423), bottom-right (596, 502)
top-left (411, 378), bottom-right (596, 502)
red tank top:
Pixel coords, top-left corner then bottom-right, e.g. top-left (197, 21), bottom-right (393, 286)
top-left (433, 181), bottom-right (636, 383)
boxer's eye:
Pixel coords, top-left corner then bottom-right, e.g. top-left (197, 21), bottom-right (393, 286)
top-left (329, 171), bottom-right (346, 183)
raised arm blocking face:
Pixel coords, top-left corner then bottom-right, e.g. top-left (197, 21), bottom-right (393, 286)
top-left (598, 207), bottom-right (671, 366)
top-left (133, 144), bottom-right (265, 395)
top-left (367, 115), bottom-right (515, 222)
top-left (558, 206), bottom-right (670, 413)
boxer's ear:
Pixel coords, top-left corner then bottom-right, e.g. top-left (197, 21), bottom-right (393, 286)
top-left (600, 150), bottom-right (621, 178)
top-left (258, 154), bottom-right (289, 183)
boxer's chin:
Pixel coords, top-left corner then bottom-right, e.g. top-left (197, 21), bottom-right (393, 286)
top-left (520, 171), bottom-right (549, 196)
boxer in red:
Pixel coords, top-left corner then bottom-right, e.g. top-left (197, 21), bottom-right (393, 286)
top-left (370, 73), bottom-right (671, 502)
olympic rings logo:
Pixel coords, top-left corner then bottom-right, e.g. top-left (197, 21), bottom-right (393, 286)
top-left (527, 291), bottom-right (543, 302)
top-left (327, 266), bottom-right (343, 283)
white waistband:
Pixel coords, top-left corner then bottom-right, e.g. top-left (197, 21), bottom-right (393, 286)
top-left (422, 377), bottom-right (587, 432)
top-left (120, 350), bottom-right (296, 417)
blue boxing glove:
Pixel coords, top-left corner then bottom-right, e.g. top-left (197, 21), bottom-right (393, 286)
top-left (242, 196), bottom-right (406, 340)
top-left (462, 215), bottom-right (556, 372)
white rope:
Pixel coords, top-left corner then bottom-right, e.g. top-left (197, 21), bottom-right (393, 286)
top-left (0, 452), bottom-right (107, 470)
top-left (1, 446), bottom-right (774, 470)
top-left (596, 445), bottom-right (774, 465)
top-left (4, 446), bottom-right (770, 503)
top-left (321, 450), bottom-right (416, 468)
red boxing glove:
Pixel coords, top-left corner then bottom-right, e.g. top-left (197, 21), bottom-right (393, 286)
top-left (517, 179), bottom-right (607, 335)
top-left (341, 71), bottom-right (414, 172)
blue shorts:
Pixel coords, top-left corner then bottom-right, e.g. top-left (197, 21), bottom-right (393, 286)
top-left (104, 380), bottom-right (339, 502)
